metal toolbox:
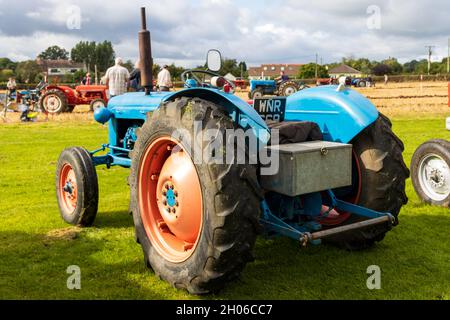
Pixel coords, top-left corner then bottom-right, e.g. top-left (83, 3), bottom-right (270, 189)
top-left (260, 141), bottom-right (352, 196)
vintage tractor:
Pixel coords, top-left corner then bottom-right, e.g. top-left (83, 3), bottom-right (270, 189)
top-left (39, 84), bottom-right (108, 114)
top-left (248, 78), bottom-right (308, 99)
top-left (56, 8), bottom-right (409, 294)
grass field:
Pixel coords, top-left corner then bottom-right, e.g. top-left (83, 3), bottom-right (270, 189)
top-left (0, 82), bottom-right (449, 300)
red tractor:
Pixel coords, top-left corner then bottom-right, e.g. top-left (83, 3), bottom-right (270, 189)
top-left (39, 85), bottom-right (108, 114)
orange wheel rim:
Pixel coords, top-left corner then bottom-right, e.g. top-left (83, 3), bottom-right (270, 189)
top-left (138, 136), bottom-right (203, 263)
top-left (59, 163), bottom-right (78, 213)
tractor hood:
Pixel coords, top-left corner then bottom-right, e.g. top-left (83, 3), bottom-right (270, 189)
top-left (107, 92), bottom-right (171, 119)
top-left (285, 85), bottom-right (379, 143)
top-left (107, 88), bottom-right (268, 133)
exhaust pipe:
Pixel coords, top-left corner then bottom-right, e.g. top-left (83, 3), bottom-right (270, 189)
top-left (139, 7), bottom-right (153, 95)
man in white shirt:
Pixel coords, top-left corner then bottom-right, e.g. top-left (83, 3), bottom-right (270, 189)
top-left (105, 58), bottom-right (130, 97)
top-left (157, 65), bottom-right (172, 92)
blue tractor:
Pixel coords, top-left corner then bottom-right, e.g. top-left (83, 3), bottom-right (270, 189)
top-left (56, 8), bottom-right (409, 294)
top-left (249, 78), bottom-right (308, 99)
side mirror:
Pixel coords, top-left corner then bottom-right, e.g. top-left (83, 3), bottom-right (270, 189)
top-left (206, 49), bottom-right (222, 72)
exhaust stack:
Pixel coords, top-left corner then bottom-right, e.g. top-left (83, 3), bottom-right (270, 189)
top-left (139, 7), bottom-right (153, 95)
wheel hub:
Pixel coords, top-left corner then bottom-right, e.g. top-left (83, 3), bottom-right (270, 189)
top-left (139, 137), bottom-right (203, 263)
top-left (59, 164), bottom-right (78, 212)
top-left (419, 154), bottom-right (450, 201)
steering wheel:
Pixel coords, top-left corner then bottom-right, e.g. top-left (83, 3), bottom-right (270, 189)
top-left (181, 69), bottom-right (236, 91)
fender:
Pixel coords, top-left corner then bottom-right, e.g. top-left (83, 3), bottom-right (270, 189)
top-left (285, 85), bottom-right (379, 143)
top-left (165, 88), bottom-right (270, 144)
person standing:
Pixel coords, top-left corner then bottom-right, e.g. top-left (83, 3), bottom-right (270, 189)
top-left (82, 73), bottom-right (92, 85)
top-left (384, 74), bottom-right (389, 86)
top-left (105, 57), bottom-right (130, 97)
top-left (129, 60), bottom-right (142, 92)
top-left (7, 77), bottom-right (16, 94)
top-left (157, 65), bottom-right (172, 92)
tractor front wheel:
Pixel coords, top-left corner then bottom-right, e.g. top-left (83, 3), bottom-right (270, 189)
top-left (411, 139), bottom-right (450, 207)
top-left (249, 88), bottom-right (264, 99)
top-left (89, 99), bottom-right (106, 112)
top-left (129, 97), bottom-right (261, 294)
top-left (56, 147), bottom-right (99, 226)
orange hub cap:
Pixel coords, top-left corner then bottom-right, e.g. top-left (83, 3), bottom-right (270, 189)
top-left (59, 163), bottom-right (78, 213)
top-left (138, 137), bottom-right (203, 263)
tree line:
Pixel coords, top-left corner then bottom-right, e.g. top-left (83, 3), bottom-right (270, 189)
top-left (298, 56), bottom-right (450, 79)
top-left (1, 43), bottom-right (449, 83)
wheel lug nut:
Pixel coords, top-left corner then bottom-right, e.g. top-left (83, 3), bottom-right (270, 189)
top-left (170, 185), bottom-right (174, 190)
top-left (176, 202), bottom-right (179, 207)
top-left (172, 208), bottom-right (176, 214)
top-left (163, 201), bottom-right (167, 206)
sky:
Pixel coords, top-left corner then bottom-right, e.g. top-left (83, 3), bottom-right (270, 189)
top-left (0, 0), bottom-right (449, 67)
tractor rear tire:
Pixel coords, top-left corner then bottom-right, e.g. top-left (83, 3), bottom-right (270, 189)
top-left (327, 113), bottom-right (409, 250)
top-left (410, 139), bottom-right (450, 207)
top-left (56, 147), bottom-right (99, 227)
top-left (39, 89), bottom-right (69, 114)
top-left (249, 88), bottom-right (264, 99)
top-left (129, 97), bottom-right (262, 294)
top-left (278, 81), bottom-right (299, 97)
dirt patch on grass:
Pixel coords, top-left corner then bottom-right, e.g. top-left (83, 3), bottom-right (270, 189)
top-left (44, 227), bottom-right (81, 243)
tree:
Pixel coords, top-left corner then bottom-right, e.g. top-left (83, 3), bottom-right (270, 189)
top-left (15, 60), bottom-right (42, 83)
top-left (403, 60), bottom-right (420, 74)
top-left (123, 59), bottom-right (134, 72)
top-left (94, 41), bottom-right (115, 73)
top-left (152, 64), bottom-right (161, 78)
top-left (71, 41), bottom-right (115, 73)
top-left (0, 58), bottom-right (18, 71)
top-left (38, 46), bottom-right (69, 60)
top-left (298, 63), bottom-right (329, 79)
top-left (382, 57), bottom-right (402, 74)
top-left (371, 63), bottom-right (391, 76)
top-left (0, 69), bottom-right (14, 82)
top-left (167, 64), bottom-right (186, 81)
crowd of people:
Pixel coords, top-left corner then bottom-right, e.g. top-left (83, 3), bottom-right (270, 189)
top-left (89, 57), bottom-right (173, 98)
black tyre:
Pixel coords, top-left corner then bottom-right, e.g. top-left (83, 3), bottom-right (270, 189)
top-left (328, 114), bottom-right (409, 250)
top-left (39, 89), bottom-right (69, 114)
top-left (358, 80), bottom-right (367, 88)
top-left (278, 81), bottom-right (299, 96)
top-left (56, 147), bottom-right (99, 227)
top-left (129, 97), bottom-right (262, 294)
top-left (411, 139), bottom-right (450, 207)
top-left (89, 99), bottom-right (106, 112)
top-left (249, 88), bottom-right (264, 99)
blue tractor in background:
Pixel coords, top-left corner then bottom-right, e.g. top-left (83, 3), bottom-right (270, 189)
top-left (56, 8), bottom-right (409, 294)
top-left (249, 78), bottom-right (308, 99)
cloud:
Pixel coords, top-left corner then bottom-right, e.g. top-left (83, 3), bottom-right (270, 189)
top-left (0, 0), bottom-right (449, 67)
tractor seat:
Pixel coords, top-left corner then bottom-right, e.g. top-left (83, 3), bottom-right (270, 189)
top-left (267, 121), bottom-right (323, 144)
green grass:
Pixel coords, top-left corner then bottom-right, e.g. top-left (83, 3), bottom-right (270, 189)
top-left (0, 117), bottom-right (449, 300)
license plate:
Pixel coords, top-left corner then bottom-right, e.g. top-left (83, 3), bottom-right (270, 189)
top-left (254, 97), bottom-right (286, 122)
